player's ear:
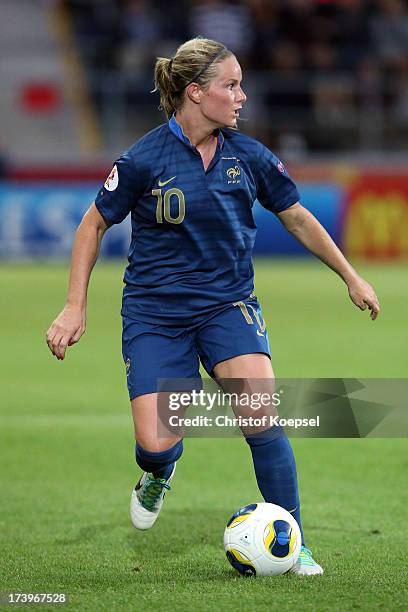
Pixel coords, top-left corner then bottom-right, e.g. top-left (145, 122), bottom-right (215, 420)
top-left (186, 83), bottom-right (202, 105)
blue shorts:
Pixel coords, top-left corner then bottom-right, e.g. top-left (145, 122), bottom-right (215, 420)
top-left (122, 296), bottom-right (271, 399)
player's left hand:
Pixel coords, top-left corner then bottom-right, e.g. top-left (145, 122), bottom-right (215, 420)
top-left (347, 275), bottom-right (380, 320)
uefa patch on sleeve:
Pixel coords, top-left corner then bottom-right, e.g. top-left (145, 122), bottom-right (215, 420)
top-left (277, 161), bottom-right (285, 174)
top-left (104, 164), bottom-right (119, 191)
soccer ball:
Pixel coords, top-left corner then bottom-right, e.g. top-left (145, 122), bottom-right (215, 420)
top-left (224, 502), bottom-right (301, 577)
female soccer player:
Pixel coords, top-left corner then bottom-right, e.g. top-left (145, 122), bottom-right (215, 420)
top-left (46, 37), bottom-right (380, 575)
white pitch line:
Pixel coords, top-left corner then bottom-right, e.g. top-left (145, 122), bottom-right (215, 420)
top-left (0, 414), bottom-right (129, 427)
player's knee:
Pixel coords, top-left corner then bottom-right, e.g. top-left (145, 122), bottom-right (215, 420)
top-left (135, 430), bottom-right (183, 452)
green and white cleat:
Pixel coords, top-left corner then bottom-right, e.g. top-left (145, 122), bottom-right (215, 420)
top-left (290, 546), bottom-right (324, 576)
top-left (130, 464), bottom-right (176, 530)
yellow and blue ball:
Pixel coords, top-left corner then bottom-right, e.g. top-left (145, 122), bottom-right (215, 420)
top-left (224, 502), bottom-right (301, 577)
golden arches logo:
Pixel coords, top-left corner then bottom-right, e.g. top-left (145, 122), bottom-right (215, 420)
top-left (344, 191), bottom-right (408, 258)
top-left (227, 166), bottom-right (241, 179)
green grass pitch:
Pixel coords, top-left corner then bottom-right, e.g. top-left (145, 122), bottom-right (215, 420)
top-left (1, 259), bottom-right (407, 611)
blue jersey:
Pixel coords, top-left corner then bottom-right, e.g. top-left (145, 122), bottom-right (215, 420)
top-left (95, 115), bottom-right (299, 324)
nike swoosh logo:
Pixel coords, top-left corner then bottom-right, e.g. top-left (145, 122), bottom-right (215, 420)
top-left (158, 176), bottom-right (176, 187)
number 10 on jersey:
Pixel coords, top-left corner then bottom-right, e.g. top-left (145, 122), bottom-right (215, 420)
top-left (152, 188), bottom-right (185, 224)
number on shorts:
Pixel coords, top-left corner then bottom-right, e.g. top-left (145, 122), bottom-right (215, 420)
top-left (233, 301), bottom-right (267, 334)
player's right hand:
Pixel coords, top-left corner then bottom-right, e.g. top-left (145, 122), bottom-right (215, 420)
top-left (46, 305), bottom-right (86, 360)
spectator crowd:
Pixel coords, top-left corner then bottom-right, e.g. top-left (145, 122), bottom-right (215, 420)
top-left (66, 0), bottom-right (408, 154)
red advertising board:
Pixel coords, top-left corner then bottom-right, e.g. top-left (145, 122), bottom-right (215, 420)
top-left (342, 174), bottom-right (408, 259)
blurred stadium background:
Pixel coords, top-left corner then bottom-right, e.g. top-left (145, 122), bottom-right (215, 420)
top-left (1, 0), bottom-right (408, 260)
top-left (1, 2), bottom-right (408, 609)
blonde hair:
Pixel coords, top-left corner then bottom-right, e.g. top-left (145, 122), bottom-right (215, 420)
top-left (154, 37), bottom-right (232, 118)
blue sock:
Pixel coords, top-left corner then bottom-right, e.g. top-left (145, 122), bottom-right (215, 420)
top-left (135, 440), bottom-right (183, 480)
top-left (245, 427), bottom-right (305, 546)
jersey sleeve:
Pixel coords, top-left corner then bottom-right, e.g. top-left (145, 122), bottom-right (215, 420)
top-left (255, 144), bottom-right (300, 214)
top-left (95, 152), bottom-right (141, 225)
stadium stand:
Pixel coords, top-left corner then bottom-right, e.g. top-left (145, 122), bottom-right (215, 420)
top-left (0, 0), bottom-right (100, 163)
top-left (63, 0), bottom-right (408, 157)
top-left (1, 0), bottom-right (407, 161)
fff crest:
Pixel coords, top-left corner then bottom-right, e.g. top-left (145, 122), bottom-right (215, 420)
top-left (227, 166), bottom-right (241, 180)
